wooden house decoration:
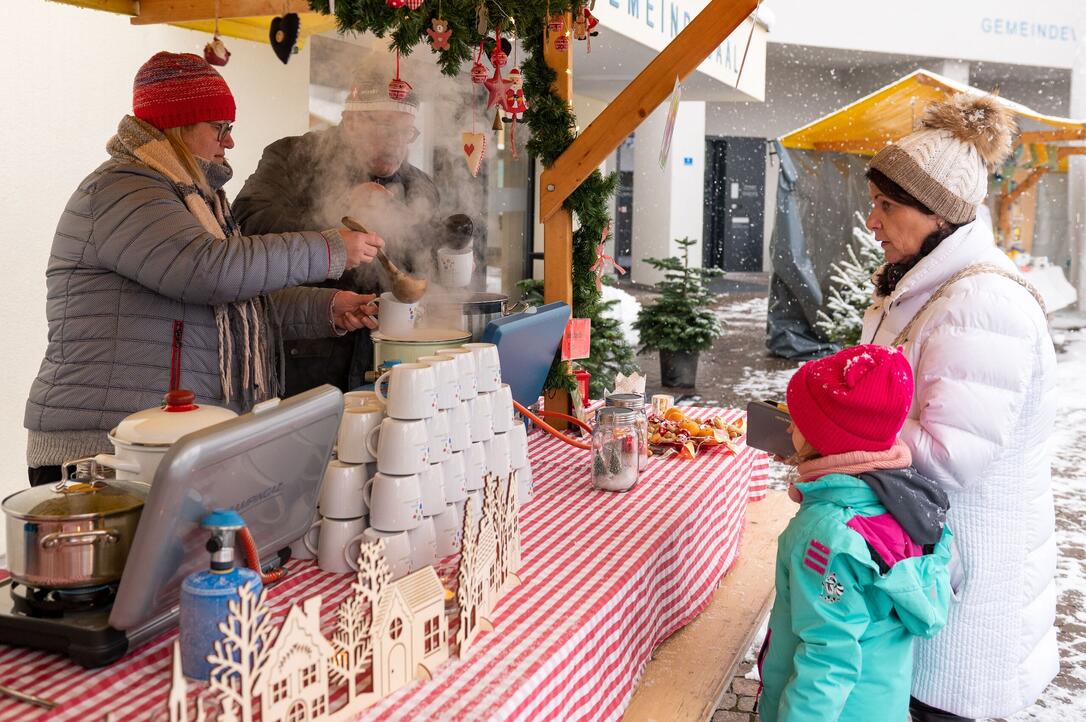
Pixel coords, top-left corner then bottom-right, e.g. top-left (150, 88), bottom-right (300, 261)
top-left (253, 596), bottom-right (336, 722)
top-left (370, 566), bottom-right (449, 691)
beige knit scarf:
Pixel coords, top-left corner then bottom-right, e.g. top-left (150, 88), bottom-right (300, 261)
top-left (106, 115), bottom-right (278, 406)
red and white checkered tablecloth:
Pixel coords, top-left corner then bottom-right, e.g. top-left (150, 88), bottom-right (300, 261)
top-left (0, 408), bottom-right (767, 722)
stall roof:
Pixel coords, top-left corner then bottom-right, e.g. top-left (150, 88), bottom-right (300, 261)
top-left (51, 0), bottom-right (336, 47)
top-left (780, 69), bottom-right (1086, 156)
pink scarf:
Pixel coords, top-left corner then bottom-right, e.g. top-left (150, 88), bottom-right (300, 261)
top-left (788, 440), bottom-right (912, 502)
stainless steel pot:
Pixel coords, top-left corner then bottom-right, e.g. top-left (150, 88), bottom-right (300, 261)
top-left (2, 459), bottom-right (148, 589)
top-left (423, 292), bottom-right (530, 342)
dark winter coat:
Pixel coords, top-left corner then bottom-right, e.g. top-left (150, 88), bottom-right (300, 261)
top-left (232, 127), bottom-right (441, 392)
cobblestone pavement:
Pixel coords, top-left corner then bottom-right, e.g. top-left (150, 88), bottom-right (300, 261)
top-left (627, 288), bottom-right (1086, 722)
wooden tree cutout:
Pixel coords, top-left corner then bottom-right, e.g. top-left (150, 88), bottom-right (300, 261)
top-left (205, 582), bottom-right (275, 722)
top-left (330, 538), bottom-right (388, 704)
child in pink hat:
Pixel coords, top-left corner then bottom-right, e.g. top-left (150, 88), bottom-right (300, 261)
top-left (757, 345), bottom-right (953, 722)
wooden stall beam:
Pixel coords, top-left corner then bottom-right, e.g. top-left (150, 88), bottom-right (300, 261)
top-left (998, 166), bottom-right (1049, 245)
top-left (1058, 147), bottom-right (1086, 160)
top-left (50, 0), bottom-right (138, 14)
top-left (811, 139), bottom-right (893, 153)
top-left (1017, 128), bottom-right (1086, 144)
top-left (131, 0), bottom-right (310, 24)
top-left (538, 0), bottom-right (759, 222)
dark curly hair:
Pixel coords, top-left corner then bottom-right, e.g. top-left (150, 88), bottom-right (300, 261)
top-left (867, 168), bottom-right (961, 297)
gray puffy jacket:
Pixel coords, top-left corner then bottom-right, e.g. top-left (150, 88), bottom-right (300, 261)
top-left (24, 160), bottom-right (348, 466)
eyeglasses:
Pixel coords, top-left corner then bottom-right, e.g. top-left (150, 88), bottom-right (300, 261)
top-left (350, 121), bottom-right (421, 144)
top-left (207, 121), bottom-right (234, 142)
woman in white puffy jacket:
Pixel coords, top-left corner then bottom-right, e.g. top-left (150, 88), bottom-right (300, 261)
top-left (858, 94), bottom-right (1058, 721)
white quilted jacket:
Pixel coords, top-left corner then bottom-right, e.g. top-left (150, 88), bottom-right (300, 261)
top-left (860, 219), bottom-right (1058, 718)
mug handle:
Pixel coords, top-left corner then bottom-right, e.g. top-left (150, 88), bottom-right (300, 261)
top-left (366, 424), bottom-right (382, 458)
top-left (344, 532), bottom-right (369, 571)
top-left (374, 370), bottom-right (392, 405)
top-left (363, 477), bottom-right (375, 508)
top-left (303, 519), bottom-right (322, 555)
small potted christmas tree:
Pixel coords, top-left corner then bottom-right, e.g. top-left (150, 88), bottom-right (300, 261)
top-left (634, 237), bottom-right (724, 387)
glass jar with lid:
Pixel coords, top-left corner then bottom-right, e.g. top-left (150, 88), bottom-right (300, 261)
top-left (591, 407), bottom-right (641, 492)
top-left (605, 393), bottom-right (648, 471)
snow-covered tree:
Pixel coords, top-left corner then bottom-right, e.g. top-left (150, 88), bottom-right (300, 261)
top-left (815, 212), bottom-right (884, 346)
top-left (205, 582), bottom-right (275, 722)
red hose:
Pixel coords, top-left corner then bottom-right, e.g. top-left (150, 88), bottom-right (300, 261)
top-left (239, 526), bottom-right (288, 584)
top-left (513, 400), bottom-right (592, 451)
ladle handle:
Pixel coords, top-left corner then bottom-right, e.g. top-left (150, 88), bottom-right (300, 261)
top-left (342, 216), bottom-right (399, 276)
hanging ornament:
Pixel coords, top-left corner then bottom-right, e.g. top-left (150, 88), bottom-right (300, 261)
top-left (483, 67), bottom-right (511, 110)
top-left (489, 27), bottom-right (508, 68)
top-left (547, 15), bottom-right (564, 34)
top-left (501, 68), bottom-right (528, 124)
top-left (584, 7), bottom-right (600, 37)
top-left (427, 17), bottom-right (452, 51)
top-left (203, 1), bottom-right (230, 66)
top-left (388, 50), bottom-right (412, 101)
top-left (573, 12), bottom-right (588, 41)
top-left (590, 225), bottom-right (626, 292)
top-left (492, 108), bottom-right (504, 131)
top-left (269, 11), bottom-right (300, 64)
top-left (475, 1), bottom-right (489, 35)
top-left (387, 0), bottom-right (407, 7)
top-left (470, 41), bottom-right (488, 84)
top-left (462, 131), bottom-right (487, 177)
top-left (553, 32), bottom-right (570, 52)
top-left (406, 0), bottom-right (425, 8)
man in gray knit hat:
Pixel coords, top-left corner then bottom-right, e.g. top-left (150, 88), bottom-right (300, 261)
top-left (234, 68), bottom-right (440, 394)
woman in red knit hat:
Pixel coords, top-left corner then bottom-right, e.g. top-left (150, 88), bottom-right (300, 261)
top-left (23, 52), bottom-right (388, 485)
top-left (757, 344), bottom-right (953, 722)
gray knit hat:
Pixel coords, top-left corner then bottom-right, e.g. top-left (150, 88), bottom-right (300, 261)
top-left (868, 94), bottom-right (1016, 224)
top-left (344, 66), bottom-right (419, 116)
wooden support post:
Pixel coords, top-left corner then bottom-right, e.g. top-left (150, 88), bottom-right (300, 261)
top-left (998, 166), bottom-right (1049, 246)
top-left (542, 15), bottom-right (574, 424)
top-left (131, 0), bottom-right (310, 24)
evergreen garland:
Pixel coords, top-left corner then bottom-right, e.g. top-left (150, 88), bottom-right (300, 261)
top-left (309, 0), bottom-right (638, 397)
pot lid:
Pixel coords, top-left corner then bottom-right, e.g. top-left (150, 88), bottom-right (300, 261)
top-left (372, 328), bottom-right (472, 344)
top-left (112, 390), bottom-right (237, 446)
top-left (2, 475), bottom-right (148, 520)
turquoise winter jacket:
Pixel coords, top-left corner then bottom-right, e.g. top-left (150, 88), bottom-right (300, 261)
top-left (758, 472), bottom-right (953, 722)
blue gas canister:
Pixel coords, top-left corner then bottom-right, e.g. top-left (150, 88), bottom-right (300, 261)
top-left (179, 509), bottom-right (263, 680)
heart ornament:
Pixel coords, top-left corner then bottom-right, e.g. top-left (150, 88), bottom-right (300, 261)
top-left (269, 13), bottom-right (300, 64)
top-left (462, 132), bottom-right (487, 177)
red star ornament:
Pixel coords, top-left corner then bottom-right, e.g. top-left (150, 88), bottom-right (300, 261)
top-left (483, 68), bottom-right (511, 110)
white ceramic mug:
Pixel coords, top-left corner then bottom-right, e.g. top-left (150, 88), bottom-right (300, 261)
top-left (345, 390), bottom-right (383, 408)
top-left (436, 347), bottom-right (477, 401)
top-left (508, 422), bottom-right (528, 469)
top-left (491, 384), bottom-right (515, 433)
top-left (464, 441), bottom-right (488, 491)
top-left (375, 362), bottom-right (437, 420)
top-left (462, 342), bottom-right (501, 393)
top-left (437, 247), bottom-right (475, 288)
top-left (485, 431), bottom-right (513, 479)
top-left (290, 515), bottom-right (319, 560)
top-left (516, 464), bottom-right (534, 505)
top-left (337, 404), bottom-right (383, 464)
top-left (407, 516), bottom-right (438, 571)
top-left (417, 354), bottom-right (461, 411)
top-left (419, 463), bottom-right (448, 516)
top-left (468, 392), bottom-right (493, 443)
top-left (367, 417), bottom-right (430, 475)
top-left (304, 516), bottom-right (367, 573)
top-left (441, 452), bottom-right (468, 503)
top-left (377, 291), bottom-right (423, 336)
top-left (319, 460), bottom-right (368, 520)
top-left (447, 401), bottom-right (472, 452)
top-left (357, 528), bottom-right (412, 580)
top-left (424, 409), bottom-right (452, 464)
top-left (432, 504), bottom-right (463, 557)
top-left (364, 472), bottom-right (423, 532)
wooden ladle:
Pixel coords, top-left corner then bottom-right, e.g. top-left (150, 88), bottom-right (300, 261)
top-left (341, 216), bottom-right (428, 304)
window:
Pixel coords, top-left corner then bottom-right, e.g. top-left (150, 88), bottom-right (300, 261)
top-left (302, 662), bottom-right (318, 688)
top-left (389, 617), bottom-right (403, 640)
top-left (424, 617), bottom-right (441, 654)
top-left (287, 701), bottom-right (306, 722)
top-left (312, 695), bottom-right (326, 717)
top-left (272, 678), bottom-right (289, 703)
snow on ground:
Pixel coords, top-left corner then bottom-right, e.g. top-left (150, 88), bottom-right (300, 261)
top-left (601, 283), bottom-right (641, 348)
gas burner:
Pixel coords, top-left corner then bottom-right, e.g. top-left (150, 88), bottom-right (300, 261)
top-left (9, 581), bottom-right (118, 616)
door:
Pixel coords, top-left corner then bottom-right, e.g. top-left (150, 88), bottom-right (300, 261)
top-left (704, 137), bottom-right (766, 272)
top-left (387, 643), bottom-right (409, 691)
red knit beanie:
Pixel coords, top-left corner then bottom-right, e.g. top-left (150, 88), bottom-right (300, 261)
top-left (133, 52), bottom-right (236, 131)
top-left (785, 344), bottom-right (914, 456)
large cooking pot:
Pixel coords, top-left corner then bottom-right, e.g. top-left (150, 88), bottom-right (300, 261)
top-left (423, 292), bottom-right (529, 342)
top-left (3, 458), bottom-right (148, 589)
top-left (372, 327), bottom-right (472, 368)
top-left (94, 389), bottom-right (237, 482)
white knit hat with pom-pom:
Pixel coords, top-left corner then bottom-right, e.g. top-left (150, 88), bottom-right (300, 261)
top-left (868, 93), bottom-right (1016, 224)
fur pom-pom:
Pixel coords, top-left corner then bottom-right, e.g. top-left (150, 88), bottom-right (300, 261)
top-left (922, 93), bottom-right (1016, 169)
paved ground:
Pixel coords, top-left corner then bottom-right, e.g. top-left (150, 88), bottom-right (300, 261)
top-left (625, 287), bottom-right (1086, 722)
